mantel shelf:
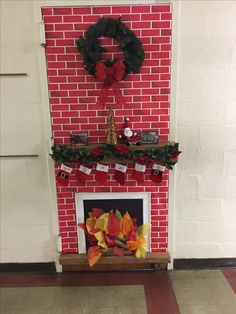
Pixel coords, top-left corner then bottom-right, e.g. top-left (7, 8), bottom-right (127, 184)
top-left (70, 142), bottom-right (174, 151)
top-left (64, 141), bottom-right (176, 164)
top-left (52, 141), bottom-right (180, 165)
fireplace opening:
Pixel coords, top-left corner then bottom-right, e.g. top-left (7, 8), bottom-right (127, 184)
top-left (76, 192), bottom-right (151, 254)
top-left (83, 198), bottom-right (143, 250)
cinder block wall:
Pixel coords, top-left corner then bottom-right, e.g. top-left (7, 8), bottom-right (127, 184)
top-left (174, 1), bottom-right (236, 258)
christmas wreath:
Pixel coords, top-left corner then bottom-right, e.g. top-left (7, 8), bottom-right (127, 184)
top-left (76, 17), bottom-right (144, 77)
top-left (76, 17), bottom-right (144, 105)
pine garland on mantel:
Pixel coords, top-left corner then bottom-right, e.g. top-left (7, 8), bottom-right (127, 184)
top-left (51, 143), bottom-right (180, 169)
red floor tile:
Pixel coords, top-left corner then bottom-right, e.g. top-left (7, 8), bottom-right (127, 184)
top-left (222, 269), bottom-right (236, 294)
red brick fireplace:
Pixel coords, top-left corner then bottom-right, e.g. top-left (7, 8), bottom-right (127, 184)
top-left (42, 4), bottom-right (172, 255)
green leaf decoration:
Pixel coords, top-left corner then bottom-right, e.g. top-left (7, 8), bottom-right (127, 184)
top-left (50, 143), bottom-right (180, 170)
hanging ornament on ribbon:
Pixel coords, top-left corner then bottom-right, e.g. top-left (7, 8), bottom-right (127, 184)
top-left (114, 163), bottom-right (128, 185)
top-left (95, 163), bottom-right (109, 185)
top-left (76, 164), bottom-right (92, 185)
top-left (132, 162), bottom-right (146, 184)
top-left (150, 163), bottom-right (166, 184)
top-left (56, 164), bottom-right (73, 186)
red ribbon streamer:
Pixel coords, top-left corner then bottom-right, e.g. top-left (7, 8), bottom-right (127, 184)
top-left (95, 60), bottom-right (126, 105)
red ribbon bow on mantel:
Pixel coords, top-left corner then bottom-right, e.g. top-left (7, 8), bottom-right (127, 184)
top-left (95, 60), bottom-right (126, 106)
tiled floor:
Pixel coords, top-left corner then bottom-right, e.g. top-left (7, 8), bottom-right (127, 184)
top-left (0, 269), bottom-right (235, 314)
top-left (0, 285), bottom-right (147, 314)
top-left (170, 270), bottom-right (236, 314)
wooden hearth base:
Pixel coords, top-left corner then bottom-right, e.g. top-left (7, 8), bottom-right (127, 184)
top-left (59, 252), bottom-right (171, 271)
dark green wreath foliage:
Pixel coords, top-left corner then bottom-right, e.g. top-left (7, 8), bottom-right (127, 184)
top-left (76, 17), bottom-right (144, 76)
top-left (51, 143), bottom-right (180, 170)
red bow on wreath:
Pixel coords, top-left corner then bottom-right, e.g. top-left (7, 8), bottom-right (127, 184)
top-left (95, 60), bottom-right (126, 106)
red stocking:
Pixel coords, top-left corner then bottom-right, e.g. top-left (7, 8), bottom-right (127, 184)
top-left (76, 164), bottom-right (92, 185)
top-left (95, 163), bottom-right (109, 185)
top-left (114, 163), bottom-right (127, 185)
top-left (132, 162), bottom-right (146, 183)
top-left (150, 163), bottom-right (166, 184)
top-left (56, 164), bottom-right (73, 186)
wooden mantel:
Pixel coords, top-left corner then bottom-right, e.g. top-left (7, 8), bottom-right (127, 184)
top-left (63, 141), bottom-right (177, 164)
top-left (59, 252), bottom-right (171, 271)
top-left (72, 142), bottom-right (174, 150)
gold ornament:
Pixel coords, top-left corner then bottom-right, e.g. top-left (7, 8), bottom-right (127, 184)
top-left (106, 107), bottom-right (118, 145)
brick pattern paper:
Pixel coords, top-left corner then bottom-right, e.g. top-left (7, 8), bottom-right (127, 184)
top-left (43, 5), bottom-right (172, 253)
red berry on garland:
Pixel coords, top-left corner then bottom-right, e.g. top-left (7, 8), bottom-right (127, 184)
top-left (91, 146), bottom-right (104, 159)
top-left (171, 151), bottom-right (182, 159)
top-left (115, 144), bottom-right (129, 156)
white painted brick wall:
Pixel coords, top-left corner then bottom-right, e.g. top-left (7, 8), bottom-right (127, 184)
top-left (178, 199), bottom-right (222, 222)
top-left (224, 152), bottom-right (236, 176)
top-left (174, 1), bottom-right (236, 258)
top-left (176, 174), bottom-right (200, 199)
top-left (228, 101), bottom-right (236, 125)
top-left (175, 244), bottom-right (223, 259)
top-left (200, 127), bottom-right (236, 151)
top-left (175, 222), bottom-right (197, 243)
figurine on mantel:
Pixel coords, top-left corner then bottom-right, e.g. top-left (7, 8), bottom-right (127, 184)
top-left (119, 118), bottom-right (141, 146)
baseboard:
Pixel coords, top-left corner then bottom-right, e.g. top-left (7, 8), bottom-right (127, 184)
top-left (2, 259), bottom-right (235, 272)
top-left (0, 262), bottom-right (56, 273)
top-left (173, 258), bottom-right (236, 270)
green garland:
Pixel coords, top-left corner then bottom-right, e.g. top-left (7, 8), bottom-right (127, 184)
top-left (51, 143), bottom-right (180, 170)
top-left (76, 17), bottom-right (144, 77)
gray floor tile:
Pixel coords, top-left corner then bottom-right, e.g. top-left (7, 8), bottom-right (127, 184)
top-left (0, 285), bottom-right (148, 313)
top-left (83, 286), bottom-right (116, 308)
top-left (115, 306), bottom-right (147, 314)
top-left (16, 311), bottom-right (64, 314)
top-left (83, 307), bottom-right (115, 314)
top-left (170, 270), bottom-right (236, 314)
top-left (0, 287), bottom-right (57, 311)
top-left (212, 303), bottom-right (236, 314)
top-left (180, 304), bottom-right (217, 314)
top-left (170, 270), bottom-right (223, 282)
top-left (114, 285), bottom-right (146, 307)
top-left (53, 287), bottom-right (86, 309)
top-left (203, 277), bottom-right (236, 305)
top-left (173, 284), bottom-right (212, 305)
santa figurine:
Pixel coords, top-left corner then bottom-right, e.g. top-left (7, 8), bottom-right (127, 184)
top-left (119, 118), bottom-right (141, 146)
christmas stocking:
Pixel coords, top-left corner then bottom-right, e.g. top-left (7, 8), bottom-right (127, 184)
top-left (114, 163), bottom-right (127, 185)
top-left (95, 163), bottom-right (109, 185)
top-left (76, 164), bottom-right (92, 185)
top-left (132, 162), bottom-right (146, 184)
top-left (150, 163), bottom-right (166, 184)
top-left (56, 164), bottom-right (73, 186)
